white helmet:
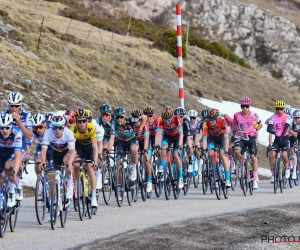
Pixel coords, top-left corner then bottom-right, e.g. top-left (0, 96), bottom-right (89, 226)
top-left (188, 110), bottom-right (198, 117)
top-left (0, 113), bottom-right (13, 127)
top-left (51, 115), bottom-right (65, 126)
top-left (8, 91), bottom-right (23, 105)
top-left (31, 113), bottom-right (45, 126)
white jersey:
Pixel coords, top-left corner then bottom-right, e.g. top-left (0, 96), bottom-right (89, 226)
top-left (42, 127), bottom-right (75, 151)
top-left (92, 120), bottom-right (104, 141)
top-left (190, 117), bottom-right (201, 136)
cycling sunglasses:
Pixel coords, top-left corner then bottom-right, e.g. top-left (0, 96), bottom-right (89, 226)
top-left (116, 116), bottom-right (125, 120)
top-left (0, 126), bottom-right (11, 131)
top-left (190, 117), bottom-right (196, 120)
top-left (241, 105), bottom-right (249, 109)
top-left (9, 105), bottom-right (21, 108)
top-left (52, 126), bottom-right (64, 131)
top-left (147, 114), bottom-right (154, 118)
top-left (76, 119), bottom-right (87, 124)
top-left (101, 113), bottom-right (111, 118)
top-left (276, 108), bottom-right (284, 111)
top-left (34, 124), bottom-right (44, 130)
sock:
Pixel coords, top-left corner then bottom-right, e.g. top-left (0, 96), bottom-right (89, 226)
top-left (285, 163), bottom-right (289, 170)
top-left (92, 189), bottom-right (96, 200)
top-left (9, 182), bottom-right (16, 193)
top-left (225, 170), bottom-right (230, 182)
top-left (253, 171), bottom-right (258, 182)
top-left (146, 175), bottom-right (152, 182)
top-left (178, 168), bottom-right (183, 178)
top-left (16, 177), bottom-right (22, 189)
top-left (66, 178), bottom-right (72, 187)
top-left (95, 169), bottom-right (101, 179)
top-left (293, 164), bottom-right (297, 173)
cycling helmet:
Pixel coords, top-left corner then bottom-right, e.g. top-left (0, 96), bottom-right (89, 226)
top-left (75, 108), bottom-right (87, 118)
top-left (131, 109), bottom-right (142, 117)
top-left (292, 109), bottom-right (300, 118)
top-left (188, 110), bottom-right (198, 117)
top-left (201, 108), bottom-right (209, 118)
top-left (143, 105), bottom-right (155, 115)
top-left (174, 107), bottom-right (186, 116)
top-left (162, 107), bottom-right (173, 119)
top-left (45, 112), bottom-right (54, 121)
top-left (240, 97), bottom-right (251, 105)
top-left (285, 104), bottom-right (292, 115)
top-left (64, 110), bottom-right (75, 120)
top-left (207, 108), bottom-right (220, 120)
top-left (85, 109), bottom-right (93, 120)
top-left (8, 91), bottom-right (23, 105)
top-left (0, 113), bottom-right (13, 127)
top-left (99, 104), bottom-right (112, 114)
top-left (275, 100), bottom-right (285, 108)
top-left (51, 115), bottom-right (65, 126)
top-left (114, 107), bottom-right (126, 116)
top-left (31, 113), bottom-right (45, 126)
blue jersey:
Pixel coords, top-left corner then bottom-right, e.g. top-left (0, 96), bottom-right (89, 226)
top-left (0, 125), bottom-right (23, 152)
top-left (4, 109), bottom-right (32, 149)
top-left (111, 116), bottom-right (141, 141)
top-left (96, 115), bottom-right (116, 137)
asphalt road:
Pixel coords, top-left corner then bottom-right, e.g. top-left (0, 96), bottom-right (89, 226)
top-left (1, 180), bottom-right (300, 249)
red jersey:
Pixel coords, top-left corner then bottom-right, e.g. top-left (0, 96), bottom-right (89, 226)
top-left (202, 117), bottom-right (228, 137)
top-left (149, 115), bottom-right (162, 137)
top-left (134, 122), bottom-right (150, 141)
top-left (157, 115), bottom-right (182, 136)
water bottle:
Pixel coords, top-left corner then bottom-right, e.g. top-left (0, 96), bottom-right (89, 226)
top-left (0, 190), bottom-right (4, 209)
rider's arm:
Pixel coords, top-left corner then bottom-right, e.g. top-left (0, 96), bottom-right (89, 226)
top-left (265, 117), bottom-right (270, 125)
top-left (266, 116), bottom-right (276, 135)
top-left (13, 130), bottom-right (23, 173)
top-left (109, 120), bottom-right (116, 150)
top-left (155, 120), bottom-right (163, 146)
top-left (41, 129), bottom-right (50, 164)
top-left (139, 115), bottom-right (147, 131)
top-left (201, 121), bottom-right (208, 150)
top-left (178, 126), bottom-right (183, 146)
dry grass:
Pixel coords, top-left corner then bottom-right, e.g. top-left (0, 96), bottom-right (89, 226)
top-left (0, 0), bottom-right (299, 117)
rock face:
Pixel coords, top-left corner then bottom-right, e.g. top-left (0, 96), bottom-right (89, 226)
top-left (79, 0), bottom-right (300, 88)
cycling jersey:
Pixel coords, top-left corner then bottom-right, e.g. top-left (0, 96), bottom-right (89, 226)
top-left (233, 111), bottom-right (261, 136)
top-left (292, 120), bottom-right (300, 133)
top-left (96, 115), bottom-right (116, 137)
top-left (148, 115), bottom-right (161, 137)
top-left (42, 128), bottom-right (75, 152)
top-left (111, 116), bottom-right (141, 141)
top-left (91, 120), bottom-right (104, 141)
top-left (202, 117), bottom-right (228, 138)
top-left (157, 116), bottom-right (183, 136)
top-left (190, 117), bottom-right (201, 136)
top-left (33, 130), bottom-right (52, 159)
top-left (4, 109), bottom-right (32, 149)
top-left (0, 126), bottom-right (22, 152)
top-left (267, 113), bottom-right (293, 137)
top-left (182, 116), bottom-right (191, 137)
top-left (70, 123), bottom-right (97, 145)
top-left (134, 122), bottom-right (150, 141)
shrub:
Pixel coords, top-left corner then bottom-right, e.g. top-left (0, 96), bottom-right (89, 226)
top-left (153, 29), bottom-right (187, 59)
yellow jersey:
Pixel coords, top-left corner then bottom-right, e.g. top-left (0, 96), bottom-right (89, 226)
top-left (70, 123), bottom-right (97, 145)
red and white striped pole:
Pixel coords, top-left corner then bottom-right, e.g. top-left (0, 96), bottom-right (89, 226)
top-left (176, 4), bottom-right (184, 108)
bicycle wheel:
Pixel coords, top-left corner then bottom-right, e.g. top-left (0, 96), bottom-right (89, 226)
top-left (153, 160), bottom-right (163, 198)
top-left (85, 176), bottom-right (93, 219)
top-left (289, 162), bottom-right (294, 188)
top-left (127, 163), bottom-right (138, 206)
top-left (213, 165), bottom-right (221, 200)
top-left (164, 163), bottom-right (171, 200)
top-left (274, 158), bottom-right (279, 194)
top-left (172, 164), bottom-right (179, 200)
top-left (72, 174), bottom-right (77, 212)
top-left (35, 175), bottom-right (46, 225)
top-left (182, 161), bottom-right (188, 195)
top-left (50, 180), bottom-right (59, 230)
top-left (116, 164), bottom-right (124, 207)
top-left (279, 166), bottom-right (284, 193)
top-left (0, 188), bottom-right (9, 238)
top-left (240, 163), bottom-right (248, 196)
top-left (248, 170), bottom-right (253, 195)
top-left (102, 164), bottom-right (112, 205)
top-left (193, 156), bottom-right (200, 188)
top-left (139, 161), bottom-right (147, 202)
top-left (60, 182), bottom-right (70, 227)
top-left (219, 166), bottom-right (228, 199)
top-left (77, 173), bottom-right (86, 221)
top-left (209, 164), bottom-right (214, 194)
top-left (230, 157), bottom-right (238, 191)
top-left (201, 159), bottom-right (209, 195)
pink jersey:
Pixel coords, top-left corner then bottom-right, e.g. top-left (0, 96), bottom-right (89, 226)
top-left (233, 111), bottom-right (261, 137)
top-left (268, 113), bottom-right (293, 136)
top-left (224, 114), bottom-right (236, 136)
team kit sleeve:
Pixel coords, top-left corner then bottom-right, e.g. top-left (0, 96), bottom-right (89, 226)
top-left (13, 131), bottom-right (23, 151)
top-left (66, 129), bottom-right (75, 150)
top-left (42, 129), bottom-right (50, 148)
top-left (90, 125), bottom-right (97, 143)
top-left (25, 111), bottom-right (33, 130)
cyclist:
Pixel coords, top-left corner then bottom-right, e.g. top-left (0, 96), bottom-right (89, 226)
top-left (289, 109), bottom-right (300, 179)
top-left (71, 108), bottom-right (98, 207)
top-left (132, 109), bottom-right (152, 192)
top-left (143, 106), bottom-right (160, 149)
top-left (233, 97), bottom-right (263, 189)
top-left (45, 112), bottom-right (54, 129)
top-left (63, 110), bottom-right (75, 129)
top-left (3, 91), bottom-right (33, 201)
top-left (155, 107), bottom-right (184, 189)
top-left (86, 109), bottom-right (104, 189)
top-left (0, 113), bottom-right (23, 207)
top-left (188, 109), bottom-right (203, 176)
top-left (110, 107), bottom-right (147, 198)
top-left (31, 114), bottom-right (53, 180)
top-left (267, 101), bottom-right (294, 180)
top-left (202, 108), bottom-right (231, 187)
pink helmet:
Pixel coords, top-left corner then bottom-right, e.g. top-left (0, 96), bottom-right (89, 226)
top-left (240, 97), bottom-right (251, 105)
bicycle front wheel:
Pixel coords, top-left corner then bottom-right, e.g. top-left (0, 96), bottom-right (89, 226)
top-left (213, 165), bottom-right (221, 200)
top-left (201, 159), bottom-right (209, 195)
top-left (102, 164), bottom-right (112, 205)
top-left (50, 180), bottom-right (59, 230)
top-left (60, 182), bottom-right (70, 227)
top-left (116, 164), bottom-right (124, 207)
top-left (164, 164), bottom-right (171, 200)
top-left (35, 175), bottom-right (46, 225)
top-left (0, 189), bottom-right (9, 237)
top-left (77, 173), bottom-right (86, 221)
top-left (127, 164), bottom-right (138, 206)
